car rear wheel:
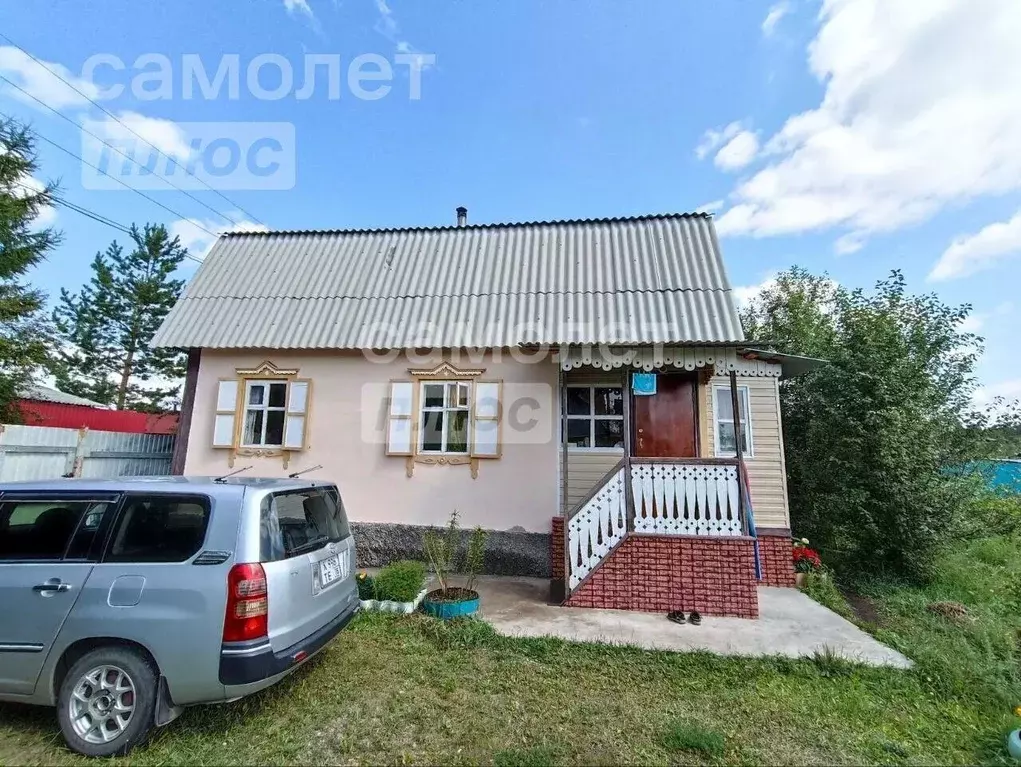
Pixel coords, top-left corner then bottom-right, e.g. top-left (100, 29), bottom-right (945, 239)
top-left (57, 646), bottom-right (158, 757)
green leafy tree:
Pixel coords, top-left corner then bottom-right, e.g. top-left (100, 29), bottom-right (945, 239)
top-left (742, 268), bottom-right (979, 582)
top-left (52, 224), bottom-right (187, 411)
top-left (0, 118), bottom-right (58, 421)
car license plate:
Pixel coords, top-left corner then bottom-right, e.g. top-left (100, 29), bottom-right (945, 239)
top-left (318, 554), bottom-right (341, 589)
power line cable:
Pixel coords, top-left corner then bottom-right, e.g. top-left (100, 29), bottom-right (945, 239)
top-left (11, 180), bottom-right (206, 263)
top-left (0, 32), bottom-right (266, 226)
top-left (28, 129), bottom-right (220, 242)
top-left (1, 73), bottom-right (244, 228)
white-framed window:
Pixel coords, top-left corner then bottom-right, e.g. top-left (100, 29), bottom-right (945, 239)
top-left (419, 381), bottom-right (471, 454)
top-left (713, 385), bottom-right (752, 457)
top-left (242, 380), bottom-right (289, 447)
top-left (565, 385), bottom-right (624, 450)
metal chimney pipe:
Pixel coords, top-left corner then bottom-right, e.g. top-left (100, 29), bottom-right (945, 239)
top-left (456, 206), bottom-right (468, 227)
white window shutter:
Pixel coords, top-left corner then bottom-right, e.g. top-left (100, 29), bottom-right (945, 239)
top-left (284, 379), bottom-right (311, 450)
top-left (213, 379), bottom-right (239, 448)
top-left (471, 380), bottom-right (502, 459)
top-left (386, 381), bottom-right (415, 456)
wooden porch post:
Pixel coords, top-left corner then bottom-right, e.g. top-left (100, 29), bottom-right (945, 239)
top-left (728, 370), bottom-right (747, 531)
top-left (622, 367), bottom-right (636, 530)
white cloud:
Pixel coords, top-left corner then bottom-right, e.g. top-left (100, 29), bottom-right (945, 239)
top-left (695, 199), bottom-right (724, 214)
top-left (715, 0), bottom-right (1021, 242)
top-left (762, 2), bottom-right (791, 37)
top-left (374, 0), bottom-right (399, 39)
top-left (16, 174), bottom-right (57, 227)
top-left (714, 130), bottom-right (760, 171)
top-left (170, 217), bottom-right (269, 260)
top-left (928, 210), bottom-right (1021, 282)
top-left (972, 379), bottom-right (1021, 410)
top-left (834, 232), bottom-right (866, 255)
top-left (83, 111), bottom-right (193, 162)
top-left (695, 121), bottom-right (743, 160)
top-left (0, 46), bottom-right (102, 110)
top-left (959, 301), bottom-right (1010, 334)
top-left (732, 274), bottom-right (778, 308)
top-left (284, 0), bottom-right (314, 16)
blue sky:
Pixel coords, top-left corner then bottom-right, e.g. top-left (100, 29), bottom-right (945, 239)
top-left (2, 0), bottom-right (1020, 404)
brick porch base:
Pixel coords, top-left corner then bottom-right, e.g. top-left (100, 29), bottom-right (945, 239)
top-left (550, 519), bottom-right (759, 618)
top-left (756, 529), bottom-right (796, 587)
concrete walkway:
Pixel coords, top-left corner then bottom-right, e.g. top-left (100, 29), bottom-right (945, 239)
top-left (476, 576), bottom-right (911, 669)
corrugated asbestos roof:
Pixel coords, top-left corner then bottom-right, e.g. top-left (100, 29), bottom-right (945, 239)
top-left (153, 213), bottom-right (745, 350)
top-left (21, 384), bottom-right (109, 409)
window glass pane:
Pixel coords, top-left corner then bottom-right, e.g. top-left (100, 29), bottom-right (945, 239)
top-left (65, 503), bottom-right (112, 559)
top-left (260, 489), bottom-right (342, 561)
top-left (594, 387), bottom-right (623, 416)
top-left (718, 422), bottom-right (737, 454)
top-left (594, 419), bottom-right (625, 448)
top-left (324, 486), bottom-right (352, 541)
top-left (715, 388), bottom-right (734, 421)
top-left (0, 501), bottom-right (89, 560)
top-left (265, 410), bottom-right (285, 446)
top-left (268, 382), bottom-right (287, 408)
top-left (248, 383), bottom-right (265, 406)
top-left (566, 388), bottom-right (591, 415)
top-left (423, 384), bottom-right (445, 408)
top-left (421, 411), bottom-right (444, 452)
top-left (107, 498), bottom-right (210, 563)
top-left (457, 382), bottom-right (470, 408)
top-left (739, 390), bottom-right (749, 420)
top-left (244, 409), bottom-right (264, 445)
top-left (448, 410), bottom-right (469, 453)
top-left (567, 419), bottom-right (590, 448)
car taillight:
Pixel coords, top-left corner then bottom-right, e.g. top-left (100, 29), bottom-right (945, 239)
top-left (223, 563), bottom-right (268, 642)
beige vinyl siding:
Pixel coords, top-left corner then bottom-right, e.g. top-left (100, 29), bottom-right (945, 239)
top-left (704, 374), bottom-right (790, 529)
top-left (560, 369), bottom-right (625, 514)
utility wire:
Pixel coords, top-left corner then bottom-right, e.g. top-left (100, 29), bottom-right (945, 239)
top-left (12, 181), bottom-right (206, 264)
top-left (28, 129), bottom-right (220, 243)
top-left (0, 32), bottom-right (265, 226)
top-left (0, 73), bottom-right (244, 228)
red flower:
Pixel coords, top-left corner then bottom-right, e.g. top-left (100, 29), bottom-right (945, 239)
top-left (792, 546), bottom-right (822, 573)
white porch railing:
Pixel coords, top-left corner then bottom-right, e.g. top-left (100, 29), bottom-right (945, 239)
top-left (564, 458), bottom-right (746, 594)
top-left (566, 466), bottom-right (627, 589)
top-left (631, 460), bottom-right (742, 537)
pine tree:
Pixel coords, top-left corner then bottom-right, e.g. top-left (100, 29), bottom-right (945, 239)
top-left (52, 224), bottom-right (187, 411)
top-left (0, 118), bottom-right (58, 421)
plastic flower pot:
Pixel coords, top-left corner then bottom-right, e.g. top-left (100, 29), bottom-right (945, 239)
top-left (421, 588), bottom-right (480, 619)
top-left (1006, 729), bottom-right (1021, 761)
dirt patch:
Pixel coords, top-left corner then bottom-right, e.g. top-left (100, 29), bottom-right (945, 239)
top-left (841, 590), bottom-right (885, 627)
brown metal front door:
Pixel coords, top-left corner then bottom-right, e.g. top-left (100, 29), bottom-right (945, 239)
top-left (633, 374), bottom-right (698, 457)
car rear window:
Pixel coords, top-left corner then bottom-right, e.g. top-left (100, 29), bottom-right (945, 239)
top-left (260, 486), bottom-right (350, 562)
top-left (105, 495), bottom-right (210, 563)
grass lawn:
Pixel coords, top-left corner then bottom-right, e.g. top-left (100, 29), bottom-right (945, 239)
top-left (0, 603), bottom-right (1017, 766)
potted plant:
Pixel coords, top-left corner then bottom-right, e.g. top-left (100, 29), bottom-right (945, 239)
top-left (421, 510), bottom-right (488, 619)
top-left (792, 538), bottom-right (822, 587)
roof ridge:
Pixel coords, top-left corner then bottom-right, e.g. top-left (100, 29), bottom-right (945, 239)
top-left (178, 286), bottom-right (735, 301)
top-left (217, 211), bottom-right (713, 239)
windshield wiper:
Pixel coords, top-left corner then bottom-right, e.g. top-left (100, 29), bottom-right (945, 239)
top-left (290, 536), bottom-right (329, 556)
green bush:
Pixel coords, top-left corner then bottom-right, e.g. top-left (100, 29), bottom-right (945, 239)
top-left (356, 573), bottom-right (375, 600)
top-left (800, 572), bottom-right (855, 620)
top-left (374, 560), bottom-right (426, 602)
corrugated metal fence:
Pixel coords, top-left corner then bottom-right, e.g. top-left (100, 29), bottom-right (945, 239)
top-left (0, 425), bottom-right (175, 481)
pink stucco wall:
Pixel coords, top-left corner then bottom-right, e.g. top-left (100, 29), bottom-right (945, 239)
top-left (185, 350), bottom-right (560, 533)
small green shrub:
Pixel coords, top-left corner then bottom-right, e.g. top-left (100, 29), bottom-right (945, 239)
top-left (374, 560), bottom-right (426, 602)
top-left (416, 615), bottom-right (500, 650)
top-left (811, 646), bottom-right (856, 677)
top-left (356, 572), bottom-right (375, 600)
top-left (661, 722), bottom-right (725, 757)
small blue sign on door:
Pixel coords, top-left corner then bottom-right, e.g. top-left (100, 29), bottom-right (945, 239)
top-left (632, 372), bottom-right (657, 396)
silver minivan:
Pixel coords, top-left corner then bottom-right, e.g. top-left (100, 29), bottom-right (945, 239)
top-left (0, 476), bottom-right (358, 757)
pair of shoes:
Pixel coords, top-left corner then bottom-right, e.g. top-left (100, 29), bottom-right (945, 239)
top-left (667, 610), bottom-right (686, 624)
top-left (688, 611), bottom-right (702, 626)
